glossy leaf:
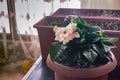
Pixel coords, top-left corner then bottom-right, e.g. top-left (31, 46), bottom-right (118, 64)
top-left (50, 42), bottom-right (61, 62)
top-left (86, 25), bottom-right (101, 32)
top-left (85, 32), bottom-right (100, 43)
top-left (83, 49), bottom-right (98, 63)
top-left (102, 37), bottom-right (118, 47)
top-left (63, 15), bottom-right (79, 27)
top-left (63, 15), bottom-right (87, 27)
top-left (50, 15), bottom-right (118, 68)
top-left (75, 17), bottom-right (87, 27)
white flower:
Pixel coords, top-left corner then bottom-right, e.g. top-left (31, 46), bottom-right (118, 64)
top-left (53, 23), bottom-right (80, 44)
top-left (53, 26), bottom-right (67, 42)
top-left (63, 32), bottom-right (80, 44)
top-left (66, 23), bottom-right (77, 34)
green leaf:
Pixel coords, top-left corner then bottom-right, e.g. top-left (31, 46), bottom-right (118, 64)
top-left (80, 37), bottom-right (86, 43)
top-left (75, 18), bottom-right (87, 27)
top-left (83, 49), bottom-right (98, 63)
top-left (102, 37), bottom-right (118, 43)
top-left (103, 44), bottom-right (116, 51)
top-left (63, 15), bottom-right (79, 27)
top-left (50, 42), bottom-right (61, 62)
top-left (85, 32), bottom-right (100, 42)
top-left (94, 41), bottom-right (106, 54)
top-left (102, 37), bottom-right (119, 47)
top-left (63, 15), bottom-right (87, 28)
top-left (104, 52), bottom-right (112, 62)
top-left (86, 26), bottom-right (101, 33)
top-left (99, 30), bottom-right (103, 37)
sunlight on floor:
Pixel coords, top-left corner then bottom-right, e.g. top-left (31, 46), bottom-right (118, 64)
top-left (0, 72), bottom-right (23, 80)
top-left (0, 61), bottom-right (24, 80)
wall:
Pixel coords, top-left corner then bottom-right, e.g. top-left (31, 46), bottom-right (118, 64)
top-left (81, 0), bottom-right (120, 9)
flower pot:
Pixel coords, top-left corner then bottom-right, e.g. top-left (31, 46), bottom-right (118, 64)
top-left (84, 17), bottom-right (120, 66)
top-left (34, 16), bottom-right (64, 60)
top-left (104, 30), bottom-right (120, 66)
top-left (33, 16), bottom-right (64, 59)
top-left (46, 52), bottom-right (117, 80)
top-left (52, 8), bottom-right (120, 18)
top-left (44, 0), bottom-right (53, 3)
top-left (34, 16), bottom-right (120, 64)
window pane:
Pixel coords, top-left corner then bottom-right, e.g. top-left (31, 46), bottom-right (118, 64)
top-left (15, 0), bottom-right (45, 35)
top-left (15, 0), bottom-right (81, 35)
top-left (0, 0), bottom-right (10, 33)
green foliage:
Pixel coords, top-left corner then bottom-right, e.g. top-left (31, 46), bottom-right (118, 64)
top-left (50, 15), bottom-right (118, 68)
top-left (50, 42), bottom-right (61, 62)
top-left (83, 49), bottom-right (98, 63)
top-left (63, 15), bottom-right (79, 27)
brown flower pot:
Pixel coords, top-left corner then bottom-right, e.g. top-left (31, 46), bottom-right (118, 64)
top-left (34, 16), bottom-right (120, 65)
top-left (34, 16), bottom-right (64, 60)
top-left (46, 52), bottom-right (117, 80)
top-left (104, 30), bottom-right (120, 66)
top-left (34, 26), bottom-right (54, 60)
top-left (52, 8), bottom-right (120, 18)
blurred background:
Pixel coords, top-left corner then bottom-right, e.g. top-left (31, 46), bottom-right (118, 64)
top-left (0, 0), bottom-right (120, 80)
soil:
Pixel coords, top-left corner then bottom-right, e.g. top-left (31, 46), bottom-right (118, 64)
top-left (44, 18), bottom-right (120, 31)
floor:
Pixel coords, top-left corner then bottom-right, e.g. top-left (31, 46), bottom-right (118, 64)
top-left (0, 61), bottom-right (24, 80)
top-left (0, 57), bottom-right (120, 80)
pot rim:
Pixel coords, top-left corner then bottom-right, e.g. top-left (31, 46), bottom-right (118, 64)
top-left (47, 52), bottom-right (117, 78)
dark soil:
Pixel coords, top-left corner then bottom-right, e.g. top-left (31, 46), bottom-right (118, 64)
top-left (44, 18), bottom-right (120, 31)
top-left (56, 10), bottom-right (120, 17)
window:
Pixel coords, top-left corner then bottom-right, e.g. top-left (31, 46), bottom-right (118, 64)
top-left (0, 0), bottom-right (10, 33)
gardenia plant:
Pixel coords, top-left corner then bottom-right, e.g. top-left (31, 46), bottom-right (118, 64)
top-left (50, 15), bottom-right (118, 68)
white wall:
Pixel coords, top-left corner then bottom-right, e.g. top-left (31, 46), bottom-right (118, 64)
top-left (81, 0), bottom-right (120, 9)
